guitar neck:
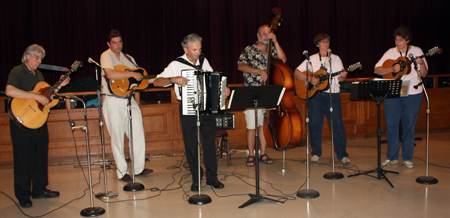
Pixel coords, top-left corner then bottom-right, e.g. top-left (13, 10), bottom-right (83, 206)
top-left (143, 74), bottom-right (157, 79)
top-left (330, 69), bottom-right (345, 78)
top-left (49, 72), bottom-right (72, 95)
top-left (400, 53), bottom-right (426, 67)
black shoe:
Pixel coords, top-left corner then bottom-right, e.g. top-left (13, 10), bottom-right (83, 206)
top-left (120, 174), bottom-right (133, 182)
top-left (136, 168), bottom-right (153, 176)
top-left (191, 181), bottom-right (199, 192)
top-left (19, 199), bottom-right (32, 208)
top-left (32, 190), bottom-right (60, 199)
top-left (206, 179), bottom-right (224, 189)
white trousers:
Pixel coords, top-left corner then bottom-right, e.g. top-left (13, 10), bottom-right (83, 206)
top-left (103, 96), bottom-right (146, 179)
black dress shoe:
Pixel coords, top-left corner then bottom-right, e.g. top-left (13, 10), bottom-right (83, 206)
top-left (191, 181), bottom-right (199, 192)
top-left (19, 199), bottom-right (32, 208)
top-left (206, 180), bottom-right (224, 189)
top-left (32, 190), bottom-right (60, 199)
top-left (136, 168), bottom-right (153, 176)
top-left (120, 174), bottom-right (133, 182)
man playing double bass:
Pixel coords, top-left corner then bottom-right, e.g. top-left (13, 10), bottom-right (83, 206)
top-left (237, 24), bottom-right (287, 167)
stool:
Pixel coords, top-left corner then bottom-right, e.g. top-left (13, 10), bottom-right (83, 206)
top-left (215, 129), bottom-right (231, 166)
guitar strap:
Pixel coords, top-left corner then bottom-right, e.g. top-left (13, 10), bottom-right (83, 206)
top-left (123, 53), bottom-right (139, 68)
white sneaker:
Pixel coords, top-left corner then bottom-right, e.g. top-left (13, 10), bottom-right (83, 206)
top-left (311, 155), bottom-right (319, 162)
top-left (403, 161), bottom-right (414, 169)
top-left (340, 157), bottom-right (351, 164)
top-left (381, 159), bottom-right (398, 167)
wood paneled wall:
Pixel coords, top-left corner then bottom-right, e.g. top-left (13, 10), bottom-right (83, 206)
top-left (1, 79), bottom-right (450, 167)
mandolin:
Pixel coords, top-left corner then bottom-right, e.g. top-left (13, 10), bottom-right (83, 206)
top-left (382, 46), bottom-right (442, 80)
top-left (8, 61), bottom-right (82, 129)
top-left (296, 62), bottom-right (362, 99)
top-left (106, 65), bottom-right (156, 97)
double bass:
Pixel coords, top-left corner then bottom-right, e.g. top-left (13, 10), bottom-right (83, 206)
top-left (263, 7), bottom-right (303, 149)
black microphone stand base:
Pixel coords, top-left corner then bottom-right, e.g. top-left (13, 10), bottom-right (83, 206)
top-left (296, 189), bottom-right (320, 199)
top-left (238, 194), bottom-right (283, 208)
top-left (123, 182), bottom-right (145, 192)
top-left (416, 176), bottom-right (438, 185)
top-left (80, 207), bottom-right (105, 217)
top-left (95, 191), bottom-right (118, 200)
top-left (323, 172), bottom-right (344, 180)
top-left (348, 168), bottom-right (398, 188)
top-left (188, 194), bottom-right (212, 205)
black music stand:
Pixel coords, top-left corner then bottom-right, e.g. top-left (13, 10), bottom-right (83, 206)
top-left (348, 80), bottom-right (402, 188)
top-left (228, 85), bottom-right (285, 209)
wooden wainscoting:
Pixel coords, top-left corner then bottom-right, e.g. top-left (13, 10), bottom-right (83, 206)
top-left (1, 78), bottom-right (450, 167)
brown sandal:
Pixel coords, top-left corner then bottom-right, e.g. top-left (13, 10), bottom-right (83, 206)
top-left (246, 156), bottom-right (255, 167)
top-left (259, 154), bottom-right (274, 164)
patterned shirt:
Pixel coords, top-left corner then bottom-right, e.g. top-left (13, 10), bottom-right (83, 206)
top-left (237, 42), bottom-right (278, 87)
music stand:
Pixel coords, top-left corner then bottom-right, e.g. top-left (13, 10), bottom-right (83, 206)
top-left (348, 80), bottom-right (402, 188)
top-left (228, 85), bottom-right (285, 209)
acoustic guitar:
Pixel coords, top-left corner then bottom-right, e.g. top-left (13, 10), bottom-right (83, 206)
top-left (106, 65), bottom-right (156, 97)
top-left (8, 61), bottom-right (82, 129)
top-left (382, 46), bottom-right (442, 80)
top-left (296, 62), bottom-right (362, 99)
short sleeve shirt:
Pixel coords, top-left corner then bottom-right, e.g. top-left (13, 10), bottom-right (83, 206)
top-left (7, 63), bottom-right (45, 91)
top-left (156, 53), bottom-right (213, 100)
top-left (237, 42), bottom-right (278, 87)
top-left (100, 49), bottom-right (139, 95)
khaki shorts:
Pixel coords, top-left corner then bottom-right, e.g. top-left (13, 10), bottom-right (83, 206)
top-left (243, 109), bottom-right (266, 129)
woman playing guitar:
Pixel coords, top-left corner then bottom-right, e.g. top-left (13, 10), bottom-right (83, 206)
top-left (294, 33), bottom-right (350, 164)
top-left (374, 26), bottom-right (428, 169)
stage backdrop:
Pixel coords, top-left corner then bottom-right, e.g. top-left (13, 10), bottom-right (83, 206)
top-left (1, 0), bottom-right (449, 90)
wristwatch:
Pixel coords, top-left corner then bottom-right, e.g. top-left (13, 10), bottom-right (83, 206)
top-left (168, 77), bottom-right (173, 85)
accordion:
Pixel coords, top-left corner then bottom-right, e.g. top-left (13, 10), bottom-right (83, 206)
top-left (181, 70), bottom-right (227, 115)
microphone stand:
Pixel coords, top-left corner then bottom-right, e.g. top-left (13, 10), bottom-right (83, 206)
top-left (323, 52), bottom-right (344, 180)
top-left (189, 71), bottom-right (212, 205)
top-left (297, 58), bottom-right (320, 199)
top-left (413, 61), bottom-right (438, 184)
top-left (94, 67), bottom-right (118, 200)
top-left (67, 95), bottom-right (105, 217)
top-left (123, 90), bottom-right (145, 192)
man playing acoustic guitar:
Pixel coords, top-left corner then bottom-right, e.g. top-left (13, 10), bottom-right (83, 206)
top-left (6, 44), bottom-right (70, 208)
top-left (374, 26), bottom-right (428, 169)
top-left (100, 29), bottom-right (153, 182)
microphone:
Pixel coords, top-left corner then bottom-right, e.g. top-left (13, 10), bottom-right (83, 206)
top-left (409, 53), bottom-right (419, 70)
top-left (88, 57), bottom-right (101, 68)
top-left (327, 49), bottom-right (331, 58)
top-left (303, 50), bottom-right (310, 61)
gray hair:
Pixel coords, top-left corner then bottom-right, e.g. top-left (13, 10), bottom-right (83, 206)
top-left (257, 25), bottom-right (270, 34)
top-left (22, 44), bottom-right (45, 63)
top-left (181, 33), bottom-right (202, 48)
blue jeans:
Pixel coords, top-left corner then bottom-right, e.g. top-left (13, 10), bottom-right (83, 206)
top-left (308, 92), bottom-right (348, 160)
top-left (383, 93), bottom-right (423, 161)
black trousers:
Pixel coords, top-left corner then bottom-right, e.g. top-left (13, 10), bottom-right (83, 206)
top-left (179, 103), bottom-right (218, 182)
top-left (10, 120), bottom-right (49, 201)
